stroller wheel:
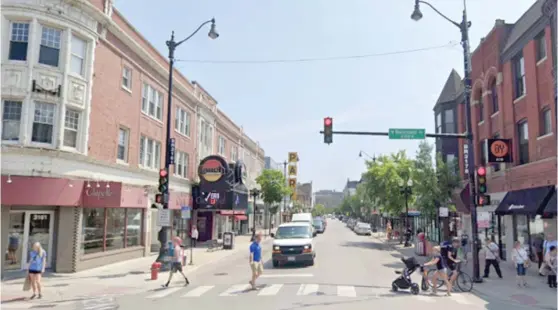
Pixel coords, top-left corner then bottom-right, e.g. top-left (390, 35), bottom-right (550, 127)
top-left (410, 284), bottom-right (420, 295)
top-left (391, 283), bottom-right (398, 292)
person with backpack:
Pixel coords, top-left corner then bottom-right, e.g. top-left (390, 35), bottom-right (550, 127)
top-left (162, 236), bottom-right (189, 288)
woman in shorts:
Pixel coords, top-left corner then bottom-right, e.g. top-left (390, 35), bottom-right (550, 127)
top-left (422, 245), bottom-right (452, 295)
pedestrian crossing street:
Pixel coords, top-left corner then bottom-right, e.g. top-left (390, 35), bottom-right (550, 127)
top-left (145, 283), bottom-right (487, 305)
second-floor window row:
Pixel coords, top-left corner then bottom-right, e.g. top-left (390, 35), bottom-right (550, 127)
top-left (175, 151), bottom-right (190, 179)
top-left (141, 84), bottom-right (163, 121)
top-left (175, 107), bottom-right (191, 137)
top-left (2, 100), bottom-right (81, 149)
top-left (139, 136), bottom-right (161, 169)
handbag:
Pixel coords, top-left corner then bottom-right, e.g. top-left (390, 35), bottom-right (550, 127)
top-left (23, 275), bottom-right (31, 291)
top-left (518, 250), bottom-right (530, 268)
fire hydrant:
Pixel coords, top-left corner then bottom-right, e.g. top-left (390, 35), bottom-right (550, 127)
top-left (151, 262), bottom-right (162, 280)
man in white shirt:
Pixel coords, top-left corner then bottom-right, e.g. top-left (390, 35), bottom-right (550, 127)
top-left (191, 226), bottom-right (199, 247)
top-left (483, 238), bottom-right (503, 278)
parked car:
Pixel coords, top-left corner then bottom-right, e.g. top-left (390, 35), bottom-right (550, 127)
top-left (354, 222), bottom-right (372, 235)
top-left (313, 218), bottom-right (325, 233)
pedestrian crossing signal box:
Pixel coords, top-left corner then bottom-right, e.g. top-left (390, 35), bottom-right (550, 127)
top-left (476, 195), bottom-right (491, 206)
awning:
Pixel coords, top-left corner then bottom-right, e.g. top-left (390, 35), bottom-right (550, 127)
top-left (235, 215), bottom-right (248, 221)
top-left (542, 189), bottom-right (557, 217)
top-left (495, 185), bottom-right (554, 216)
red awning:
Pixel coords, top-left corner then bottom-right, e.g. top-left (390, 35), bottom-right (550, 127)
top-left (235, 215), bottom-right (248, 221)
top-left (1, 176), bottom-right (84, 207)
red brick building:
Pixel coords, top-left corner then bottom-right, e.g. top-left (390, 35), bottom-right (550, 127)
top-left (453, 1), bottom-right (556, 260)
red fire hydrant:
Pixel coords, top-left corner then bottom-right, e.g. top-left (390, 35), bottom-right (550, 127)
top-left (151, 262), bottom-right (162, 280)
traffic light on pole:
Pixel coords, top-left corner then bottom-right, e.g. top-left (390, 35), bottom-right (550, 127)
top-left (476, 166), bottom-right (490, 206)
top-left (324, 117), bottom-right (333, 144)
top-left (157, 168), bottom-right (169, 206)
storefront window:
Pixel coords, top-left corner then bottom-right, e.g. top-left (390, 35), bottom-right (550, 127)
top-left (81, 208), bottom-right (144, 255)
top-left (82, 208), bottom-right (105, 255)
top-left (529, 215), bottom-right (544, 250)
top-left (127, 209), bottom-right (142, 247)
top-left (106, 208), bottom-right (125, 251)
top-left (515, 215), bottom-right (530, 251)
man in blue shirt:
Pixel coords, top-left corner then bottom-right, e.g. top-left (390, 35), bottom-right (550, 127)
top-left (249, 233), bottom-right (263, 290)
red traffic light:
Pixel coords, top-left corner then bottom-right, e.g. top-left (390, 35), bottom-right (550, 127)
top-left (324, 117), bottom-right (332, 126)
top-left (159, 169), bottom-right (168, 177)
top-left (477, 166), bottom-right (486, 176)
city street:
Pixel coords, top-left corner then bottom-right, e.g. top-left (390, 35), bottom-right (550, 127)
top-left (45, 219), bottom-right (551, 310)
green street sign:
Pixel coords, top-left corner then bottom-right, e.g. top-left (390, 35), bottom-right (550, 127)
top-left (388, 128), bottom-right (426, 140)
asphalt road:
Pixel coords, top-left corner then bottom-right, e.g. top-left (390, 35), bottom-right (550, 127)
top-left (64, 219), bottom-right (546, 310)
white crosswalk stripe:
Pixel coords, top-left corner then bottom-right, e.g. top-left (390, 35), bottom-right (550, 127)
top-left (337, 286), bottom-right (357, 297)
top-left (146, 287), bottom-right (182, 299)
top-left (296, 284), bottom-right (319, 296)
top-left (258, 284), bottom-right (284, 296)
top-left (219, 284), bottom-right (251, 296)
top-left (182, 285), bottom-right (215, 297)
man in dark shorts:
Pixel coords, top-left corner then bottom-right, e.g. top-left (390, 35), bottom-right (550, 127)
top-left (163, 236), bottom-right (189, 288)
top-left (441, 238), bottom-right (461, 287)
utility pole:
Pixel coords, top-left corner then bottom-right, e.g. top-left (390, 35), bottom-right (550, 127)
top-left (282, 161), bottom-right (288, 224)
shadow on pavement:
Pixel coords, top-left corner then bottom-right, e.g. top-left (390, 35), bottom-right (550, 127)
top-left (340, 241), bottom-right (388, 251)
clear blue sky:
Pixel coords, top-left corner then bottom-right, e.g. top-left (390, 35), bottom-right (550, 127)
top-left (116, 0), bottom-right (534, 191)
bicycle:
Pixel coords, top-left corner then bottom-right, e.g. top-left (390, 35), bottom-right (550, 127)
top-left (426, 262), bottom-right (474, 292)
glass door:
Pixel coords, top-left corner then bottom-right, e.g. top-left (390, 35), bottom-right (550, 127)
top-left (24, 212), bottom-right (54, 269)
top-left (5, 212), bottom-right (25, 270)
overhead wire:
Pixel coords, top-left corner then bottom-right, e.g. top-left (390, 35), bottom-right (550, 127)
top-left (174, 41), bottom-right (460, 64)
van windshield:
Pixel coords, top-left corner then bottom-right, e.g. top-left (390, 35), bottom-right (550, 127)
top-left (275, 226), bottom-right (312, 239)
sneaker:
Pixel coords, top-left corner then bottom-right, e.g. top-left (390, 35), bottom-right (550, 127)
top-left (37, 294), bottom-right (42, 299)
top-left (30, 294), bottom-right (36, 300)
top-left (162, 283), bottom-right (169, 288)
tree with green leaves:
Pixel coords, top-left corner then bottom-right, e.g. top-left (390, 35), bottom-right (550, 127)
top-left (256, 169), bottom-right (291, 230)
top-left (311, 204), bottom-right (326, 217)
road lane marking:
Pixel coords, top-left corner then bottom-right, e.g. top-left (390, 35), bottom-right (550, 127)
top-left (258, 284), bottom-right (283, 296)
top-left (220, 284), bottom-right (250, 296)
top-left (146, 287), bottom-right (182, 299)
top-left (182, 285), bottom-right (215, 297)
top-left (260, 273), bottom-right (313, 278)
top-left (296, 284), bottom-right (319, 296)
top-left (337, 286), bottom-right (356, 297)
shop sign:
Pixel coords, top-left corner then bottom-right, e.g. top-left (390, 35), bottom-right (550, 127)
top-left (477, 211), bottom-right (490, 228)
top-left (487, 139), bottom-right (512, 163)
top-left (198, 155), bottom-right (228, 183)
top-left (85, 187), bottom-right (114, 200)
top-left (508, 204), bottom-right (525, 210)
top-left (181, 206), bottom-right (191, 219)
top-left (439, 207), bottom-right (449, 217)
top-left (463, 143), bottom-right (470, 175)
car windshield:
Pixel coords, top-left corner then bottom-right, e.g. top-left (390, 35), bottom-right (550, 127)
top-left (275, 226), bottom-right (312, 239)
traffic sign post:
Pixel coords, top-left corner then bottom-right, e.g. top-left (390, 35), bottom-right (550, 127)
top-left (388, 128), bottom-right (426, 140)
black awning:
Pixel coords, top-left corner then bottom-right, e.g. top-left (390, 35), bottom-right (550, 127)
top-left (495, 186), bottom-right (554, 216)
top-left (543, 189), bottom-right (557, 217)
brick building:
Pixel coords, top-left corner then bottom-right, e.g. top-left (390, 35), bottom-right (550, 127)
top-left (433, 0), bottom-right (556, 261)
top-left (1, 0), bottom-right (263, 276)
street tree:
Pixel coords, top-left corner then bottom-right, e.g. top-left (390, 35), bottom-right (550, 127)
top-left (256, 169), bottom-right (291, 229)
top-left (413, 141), bottom-right (439, 218)
top-left (311, 204), bottom-right (326, 217)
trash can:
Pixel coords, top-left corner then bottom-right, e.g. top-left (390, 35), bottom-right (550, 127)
top-left (223, 232), bottom-right (235, 250)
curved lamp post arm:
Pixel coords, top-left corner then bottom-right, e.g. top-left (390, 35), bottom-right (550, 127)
top-left (176, 18), bottom-right (216, 47)
top-left (418, 0), bottom-right (460, 28)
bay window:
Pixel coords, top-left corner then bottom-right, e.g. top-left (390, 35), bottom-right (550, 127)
top-left (70, 35), bottom-right (86, 76)
top-left (39, 26), bottom-right (61, 67)
top-left (32, 102), bottom-right (55, 144)
top-left (2, 100), bottom-right (22, 141)
top-left (63, 109), bottom-right (80, 148)
top-left (139, 135), bottom-right (161, 169)
top-left (9, 22), bottom-right (29, 61)
top-left (81, 208), bottom-right (144, 255)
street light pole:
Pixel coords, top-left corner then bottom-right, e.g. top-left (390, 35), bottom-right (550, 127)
top-left (358, 151), bottom-right (376, 162)
top-left (155, 19), bottom-right (218, 264)
top-left (251, 188), bottom-right (260, 240)
top-left (282, 161), bottom-right (288, 225)
top-left (411, 0), bottom-right (483, 283)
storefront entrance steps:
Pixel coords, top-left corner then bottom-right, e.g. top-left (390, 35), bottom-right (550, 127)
top-left (0, 230), bottom-right (270, 309)
top-left (371, 231), bottom-right (557, 309)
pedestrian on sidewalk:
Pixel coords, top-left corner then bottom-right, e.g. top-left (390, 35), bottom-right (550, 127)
top-left (249, 232), bottom-right (263, 290)
top-left (386, 222), bottom-right (392, 241)
top-left (534, 233), bottom-right (545, 275)
top-left (511, 240), bottom-right (530, 287)
top-left (544, 246), bottom-right (557, 288)
top-left (162, 236), bottom-right (189, 288)
top-left (27, 242), bottom-right (47, 299)
top-left (483, 238), bottom-right (503, 279)
top-left (190, 226), bottom-right (198, 248)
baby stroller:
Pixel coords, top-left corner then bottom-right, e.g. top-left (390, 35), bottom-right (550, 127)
top-left (391, 256), bottom-right (426, 295)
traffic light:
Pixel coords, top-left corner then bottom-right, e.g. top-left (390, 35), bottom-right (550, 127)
top-left (158, 169), bottom-right (169, 193)
top-left (477, 194), bottom-right (491, 206)
top-left (476, 166), bottom-right (487, 194)
top-left (324, 117), bottom-right (333, 144)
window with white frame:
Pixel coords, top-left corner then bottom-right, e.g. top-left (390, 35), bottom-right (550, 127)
top-left (63, 109), bottom-right (80, 148)
top-left (139, 135), bottom-right (161, 169)
top-left (141, 83), bottom-right (162, 120)
top-left (39, 26), bottom-right (61, 67)
top-left (117, 127), bottom-right (129, 162)
top-left (230, 146), bottom-right (238, 162)
top-left (122, 67), bottom-right (132, 90)
top-left (2, 100), bottom-right (22, 141)
top-left (513, 53), bottom-right (526, 99)
top-left (174, 151), bottom-right (189, 178)
top-left (32, 102), bottom-right (55, 144)
top-left (70, 35), bottom-right (86, 76)
top-left (175, 107), bottom-right (190, 136)
top-left (9, 22), bottom-right (29, 61)
top-left (218, 136), bottom-right (226, 155)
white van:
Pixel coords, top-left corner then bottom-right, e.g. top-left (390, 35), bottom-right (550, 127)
top-left (291, 213), bottom-right (312, 224)
top-left (270, 222), bottom-right (316, 267)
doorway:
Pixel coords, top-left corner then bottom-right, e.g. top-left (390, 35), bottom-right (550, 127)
top-left (5, 211), bottom-right (54, 270)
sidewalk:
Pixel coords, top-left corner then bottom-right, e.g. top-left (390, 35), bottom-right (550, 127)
top-left (371, 232), bottom-right (557, 309)
top-left (1, 230), bottom-right (270, 308)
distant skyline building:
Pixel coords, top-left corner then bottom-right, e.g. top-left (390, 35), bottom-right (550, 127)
top-left (314, 190), bottom-right (344, 210)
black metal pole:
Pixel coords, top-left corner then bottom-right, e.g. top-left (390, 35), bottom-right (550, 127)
top-left (459, 5), bottom-right (483, 283)
top-left (282, 161), bottom-right (287, 224)
top-left (252, 191), bottom-right (257, 240)
top-left (155, 31), bottom-right (177, 265)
